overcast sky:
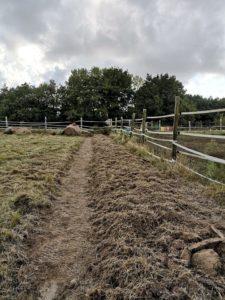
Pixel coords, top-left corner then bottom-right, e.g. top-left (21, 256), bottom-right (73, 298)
top-left (0, 0), bottom-right (225, 98)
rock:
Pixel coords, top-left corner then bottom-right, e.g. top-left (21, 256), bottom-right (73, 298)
top-left (63, 123), bottom-right (81, 136)
top-left (4, 127), bottom-right (15, 134)
top-left (191, 249), bottom-right (221, 275)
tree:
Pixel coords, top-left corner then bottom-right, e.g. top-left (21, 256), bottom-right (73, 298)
top-left (102, 67), bottom-right (133, 118)
top-left (63, 67), bottom-right (133, 120)
top-left (134, 73), bottom-right (186, 117)
top-left (62, 68), bottom-right (105, 120)
top-left (131, 75), bottom-right (144, 92)
top-left (0, 81), bottom-right (60, 122)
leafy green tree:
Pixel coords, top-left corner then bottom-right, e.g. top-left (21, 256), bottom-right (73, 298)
top-left (0, 81), bottom-right (60, 122)
top-left (134, 73), bottom-right (186, 117)
top-left (62, 68), bottom-right (104, 120)
top-left (63, 67), bottom-right (133, 120)
top-left (102, 67), bottom-right (133, 118)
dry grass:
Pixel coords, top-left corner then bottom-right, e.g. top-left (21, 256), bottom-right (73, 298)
top-left (0, 132), bottom-right (82, 299)
top-left (87, 135), bottom-right (225, 299)
top-left (111, 132), bottom-right (225, 203)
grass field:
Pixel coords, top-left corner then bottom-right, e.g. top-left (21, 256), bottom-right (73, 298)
top-left (112, 131), bottom-right (225, 201)
top-left (0, 132), bottom-right (82, 298)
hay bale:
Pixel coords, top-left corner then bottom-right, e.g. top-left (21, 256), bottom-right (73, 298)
top-left (63, 124), bottom-right (81, 136)
top-left (4, 127), bottom-right (31, 134)
top-left (191, 249), bottom-right (221, 275)
top-left (4, 127), bottom-right (15, 134)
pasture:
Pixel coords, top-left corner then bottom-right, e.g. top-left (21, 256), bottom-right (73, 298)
top-left (0, 132), bottom-right (81, 298)
top-left (0, 130), bottom-right (225, 299)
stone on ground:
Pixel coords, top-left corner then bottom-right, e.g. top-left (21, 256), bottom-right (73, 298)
top-left (191, 249), bottom-right (221, 275)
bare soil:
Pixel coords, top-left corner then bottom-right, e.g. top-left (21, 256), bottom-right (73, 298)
top-left (17, 135), bottom-right (225, 299)
top-left (18, 138), bottom-right (94, 299)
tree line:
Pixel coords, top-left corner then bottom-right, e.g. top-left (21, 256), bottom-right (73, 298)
top-left (0, 67), bottom-right (225, 123)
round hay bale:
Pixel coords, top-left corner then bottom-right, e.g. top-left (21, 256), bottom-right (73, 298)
top-left (4, 127), bottom-right (15, 134)
top-left (4, 127), bottom-right (31, 134)
top-left (191, 249), bottom-right (221, 275)
top-left (63, 124), bottom-right (81, 136)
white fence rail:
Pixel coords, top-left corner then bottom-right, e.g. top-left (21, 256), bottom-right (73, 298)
top-left (0, 118), bottom-right (109, 130)
top-left (113, 101), bottom-right (225, 186)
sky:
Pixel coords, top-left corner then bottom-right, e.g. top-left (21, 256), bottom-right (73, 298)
top-left (0, 0), bottom-right (225, 98)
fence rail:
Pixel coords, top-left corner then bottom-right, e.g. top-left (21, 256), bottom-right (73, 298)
top-left (0, 117), bottom-right (109, 130)
top-left (113, 98), bottom-right (225, 186)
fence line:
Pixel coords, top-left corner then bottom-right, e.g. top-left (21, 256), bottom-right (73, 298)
top-left (146, 107), bottom-right (225, 120)
top-left (180, 132), bottom-right (225, 140)
top-left (114, 99), bottom-right (225, 186)
top-left (172, 141), bottom-right (225, 165)
top-left (0, 118), bottom-right (110, 130)
top-left (120, 128), bottom-right (225, 185)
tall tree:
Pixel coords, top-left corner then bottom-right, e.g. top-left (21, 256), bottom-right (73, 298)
top-left (63, 67), bottom-right (133, 120)
top-left (102, 67), bottom-right (133, 118)
top-left (134, 73), bottom-right (186, 117)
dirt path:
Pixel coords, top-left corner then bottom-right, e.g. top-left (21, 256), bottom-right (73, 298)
top-left (20, 138), bottom-right (94, 300)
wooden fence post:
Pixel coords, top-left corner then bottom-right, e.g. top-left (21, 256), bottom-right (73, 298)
top-left (115, 117), bottom-right (117, 129)
top-left (80, 116), bottom-right (83, 129)
top-left (142, 109), bottom-right (147, 143)
top-left (189, 121), bottom-right (191, 132)
top-left (220, 114), bottom-right (223, 131)
top-left (5, 116), bottom-right (8, 128)
top-left (131, 113), bottom-right (135, 132)
top-left (172, 96), bottom-right (181, 161)
top-left (159, 120), bottom-right (161, 131)
top-left (120, 116), bottom-right (124, 138)
top-left (45, 116), bottom-right (47, 130)
top-left (121, 117), bottom-right (123, 129)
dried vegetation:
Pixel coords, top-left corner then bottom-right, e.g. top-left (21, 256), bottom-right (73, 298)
top-left (86, 135), bottom-right (225, 299)
top-left (0, 132), bottom-right (82, 299)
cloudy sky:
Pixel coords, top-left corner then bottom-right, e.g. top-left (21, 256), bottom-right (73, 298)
top-left (0, 0), bottom-right (225, 97)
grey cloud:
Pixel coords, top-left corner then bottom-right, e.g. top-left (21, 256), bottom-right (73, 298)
top-left (0, 0), bottom-right (225, 89)
top-left (42, 66), bottom-right (68, 84)
top-left (0, 0), bottom-right (59, 47)
top-left (0, 71), bottom-right (6, 87)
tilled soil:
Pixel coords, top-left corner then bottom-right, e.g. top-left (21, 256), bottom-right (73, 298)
top-left (84, 135), bottom-right (225, 299)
